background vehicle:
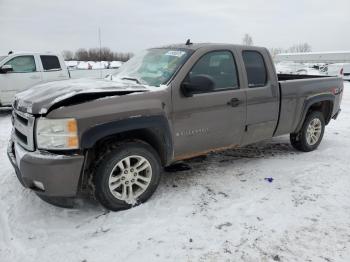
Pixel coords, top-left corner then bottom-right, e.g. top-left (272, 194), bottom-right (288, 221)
top-left (327, 63), bottom-right (350, 81)
top-left (327, 63), bottom-right (344, 78)
top-left (345, 64), bottom-right (350, 81)
top-left (0, 52), bottom-right (69, 106)
top-left (7, 43), bottom-right (343, 211)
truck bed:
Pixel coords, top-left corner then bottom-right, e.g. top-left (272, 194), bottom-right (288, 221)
top-left (274, 75), bottom-right (343, 137)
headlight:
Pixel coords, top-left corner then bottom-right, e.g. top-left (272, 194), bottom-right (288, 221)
top-left (36, 118), bottom-right (79, 150)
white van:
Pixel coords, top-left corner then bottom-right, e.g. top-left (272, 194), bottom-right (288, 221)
top-left (327, 63), bottom-right (350, 81)
top-left (0, 52), bottom-right (70, 106)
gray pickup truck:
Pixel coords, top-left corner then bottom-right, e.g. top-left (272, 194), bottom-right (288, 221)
top-left (7, 43), bottom-right (343, 211)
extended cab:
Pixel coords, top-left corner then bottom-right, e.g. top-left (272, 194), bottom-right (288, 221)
top-left (7, 43), bottom-right (343, 211)
top-left (0, 52), bottom-right (69, 106)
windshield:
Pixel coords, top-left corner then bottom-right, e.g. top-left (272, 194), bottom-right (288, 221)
top-left (112, 48), bottom-right (192, 87)
top-left (0, 56), bottom-right (7, 62)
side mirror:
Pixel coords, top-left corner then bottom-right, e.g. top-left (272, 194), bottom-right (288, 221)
top-left (181, 74), bottom-right (215, 97)
top-left (0, 64), bottom-right (13, 74)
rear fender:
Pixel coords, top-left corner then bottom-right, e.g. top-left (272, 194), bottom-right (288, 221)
top-left (295, 94), bottom-right (334, 132)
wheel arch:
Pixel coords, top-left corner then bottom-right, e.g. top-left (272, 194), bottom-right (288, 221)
top-left (295, 94), bottom-right (334, 132)
top-left (80, 115), bottom-right (173, 166)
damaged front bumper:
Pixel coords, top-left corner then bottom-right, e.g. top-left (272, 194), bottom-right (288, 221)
top-left (7, 139), bottom-right (85, 197)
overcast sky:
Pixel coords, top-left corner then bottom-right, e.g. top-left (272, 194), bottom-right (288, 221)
top-left (0, 0), bottom-right (349, 55)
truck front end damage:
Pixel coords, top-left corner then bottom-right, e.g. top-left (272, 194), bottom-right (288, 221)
top-left (7, 108), bottom-right (85, 197)
top-left (7, 77), bottom-right (160, 199)
top-left (7, 140), bottom-right (84, 196)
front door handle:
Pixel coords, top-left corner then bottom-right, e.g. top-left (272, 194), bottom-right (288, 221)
top-left (227, 98), bottom-right (240, 107)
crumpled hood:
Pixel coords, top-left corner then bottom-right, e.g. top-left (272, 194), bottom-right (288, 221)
top-left (14, 78), bottom-right (149, 114)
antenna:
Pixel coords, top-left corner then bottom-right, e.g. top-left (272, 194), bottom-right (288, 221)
top-left (185, 39), bottom-right (192, 46)
top-left (98, 27), bottom-right (102, 78)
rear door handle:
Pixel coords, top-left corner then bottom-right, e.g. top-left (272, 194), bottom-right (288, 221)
top-left (227, 98), bottom-right (240, 107)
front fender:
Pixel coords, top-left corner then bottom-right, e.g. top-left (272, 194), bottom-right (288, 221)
top-left (80, 115), bottom-right (173, 164)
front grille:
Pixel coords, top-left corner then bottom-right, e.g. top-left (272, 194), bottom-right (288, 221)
top-left (12, 109), bottom-right (35, 151)
top-left (15, 112), bottom-right (29, 125)
top-left (15, 129), bottom-right (28, 144)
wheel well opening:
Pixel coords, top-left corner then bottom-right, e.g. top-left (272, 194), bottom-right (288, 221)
top-left (91, 128), bottom-right (167, 166)
top-left (308, 100), bottom-right (333, 125)
top-left (79, 128), bottom-right (169, 196)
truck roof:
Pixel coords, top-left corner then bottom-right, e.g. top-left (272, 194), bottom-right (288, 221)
top-left (157, 43), bottom-right (265, 51)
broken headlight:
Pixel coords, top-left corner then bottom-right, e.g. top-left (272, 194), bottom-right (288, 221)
top-left (36, 118), bottom-right (79, 150)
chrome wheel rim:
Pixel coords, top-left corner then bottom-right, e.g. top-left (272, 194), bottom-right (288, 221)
top-left (108, 155), bottom-right (152, 203)
top-left (306, 118), bottom-right (322, 146)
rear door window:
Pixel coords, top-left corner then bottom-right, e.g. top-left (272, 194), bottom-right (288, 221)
top-left (4, 56), bottom-right (36, 73)
top-left (40, 55), bottom-right (61, 71)
top-left (242, 51), bottom-right (268, 88)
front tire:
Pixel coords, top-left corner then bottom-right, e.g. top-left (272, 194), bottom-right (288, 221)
top-left (94, 141), bottom-right (161, 211)
top-left (290, 111), bottom-right (325, 152)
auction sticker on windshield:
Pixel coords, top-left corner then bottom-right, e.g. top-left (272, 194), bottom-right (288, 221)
top-left (165, 51), bottom-right (186, 57)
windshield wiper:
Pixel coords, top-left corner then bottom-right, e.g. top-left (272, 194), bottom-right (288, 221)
top-left (121, 77), bottom-right (141, 84)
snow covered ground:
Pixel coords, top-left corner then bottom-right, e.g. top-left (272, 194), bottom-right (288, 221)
top-left (0, 83), bottom-right (349, 262)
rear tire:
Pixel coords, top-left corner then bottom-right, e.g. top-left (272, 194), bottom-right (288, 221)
top-left (290, 111), bottom-right (325, 152)
top-left (93, 141), bottom-right (161, 211)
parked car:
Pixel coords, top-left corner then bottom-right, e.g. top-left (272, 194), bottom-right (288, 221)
top-left (275, 62), bottom-right (323, 76)
top-left (110, 61), bottom-right (123, 69)
top-left (65, 60), bottom-right (78, 70)
top-left (275, 61), bottom-right (306, 74)
top-left (0, 52), bottom-right (69, 106)
top-left (327, 63), bottom-right (350, 81)
top-left (345, 65), bottom-right (350, 81)
top-left (8, 43), bottom-right (343, 211)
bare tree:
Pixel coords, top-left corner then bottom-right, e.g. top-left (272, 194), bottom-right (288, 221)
top-left (87, 48), bottom-right (99, 61)
top-left (68, 48), bottom-right (133, 61)
top-left (62, 50), bottom-right (74, 60)
top-left (242, 34), bottom-right (253, 46)
top-left (113, 52), bottom-right (120, 61)
top-left (288, 43), bottom-right (312, 53)
top-left (269, 47), bottom-right (284, 58)
top-left (85, 47), bottom-right (117, 61)
top-left (113, 52), bottom-right (133, 62)
top-left (100, 47), bottom-right (114, 61)
top-left (75, 48), bottom-right (89, 61)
